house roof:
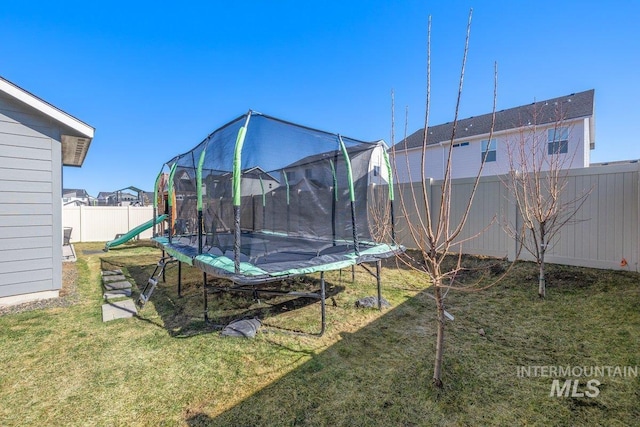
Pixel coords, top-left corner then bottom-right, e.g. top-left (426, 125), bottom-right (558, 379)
top-left (63, 188), bottom-right (91, 198)
top-left (395, 89), bottom-right (595, 151)
top-left (115, 186), bottom-right (146, 194)
top-left (215, 167), bottom-right (280, 182)
top-left (0, 76), bottom-right (95, 166)
top-left (241, 167), bottom-right (280, 182)
top-left (283, 141), bottom-right (382, 170)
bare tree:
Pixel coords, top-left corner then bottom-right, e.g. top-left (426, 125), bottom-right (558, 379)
top-left (389, 9), bottom-right (499, 388)
top-left (503, 104), bottom-right (592, 298)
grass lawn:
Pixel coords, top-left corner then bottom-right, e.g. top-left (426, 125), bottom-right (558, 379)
top-left (1, 241), bottom-right (639, 426)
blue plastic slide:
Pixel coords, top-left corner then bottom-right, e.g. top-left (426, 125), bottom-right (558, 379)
top-left (104, 214), bottom-right (167, 250)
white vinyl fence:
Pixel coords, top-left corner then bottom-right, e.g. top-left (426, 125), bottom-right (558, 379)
top-left (393, 162), bottom-right (640, 271)
top-left (62, 206), bottom-right (155, 243)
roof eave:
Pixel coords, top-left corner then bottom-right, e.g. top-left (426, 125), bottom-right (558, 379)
top-left (0, 76), bottom-right (95, 166)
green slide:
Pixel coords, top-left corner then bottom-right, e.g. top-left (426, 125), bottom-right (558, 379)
top-left (104, 214), bottom-right (167, 251)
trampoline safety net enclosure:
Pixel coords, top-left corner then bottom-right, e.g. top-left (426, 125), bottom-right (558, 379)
top-left (151, 110), bottom-right (402, 285)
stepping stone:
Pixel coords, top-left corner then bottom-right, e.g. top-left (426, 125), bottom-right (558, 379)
top-left (104, 289), bottom-right (132, 299)
top-left (102, 269), bottom-right (123, 276)
top-left (102, 274), bottom-right (126, 283)
top-left (103, 280), bottom-right (132, 291)
top-left (102, 299), bottom-right (137, 322)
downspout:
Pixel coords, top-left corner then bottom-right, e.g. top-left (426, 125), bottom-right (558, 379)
top-left (440, 141), bottom-right (445, 179)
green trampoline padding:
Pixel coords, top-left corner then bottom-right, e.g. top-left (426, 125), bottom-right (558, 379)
top-left (152, 234), bottom-right (402, 285)
top-left (195, 253), bottom-right (268, 276)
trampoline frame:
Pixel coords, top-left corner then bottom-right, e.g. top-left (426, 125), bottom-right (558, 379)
top-left (142, 111), bottom-right (402, 336)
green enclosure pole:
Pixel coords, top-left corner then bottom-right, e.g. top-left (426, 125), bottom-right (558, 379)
top-left (167, 163), bottom-right (178, 244)
top-left (196, 148), bottom-right (206, 255)
top-left (153, 169), bottom-right (163, 237)
top-left (232, 112), bottom-right (252, 274)
top-left (339, 136), bottom-right (359, 256)
top-left (196, 148), bottom-right (208, 319)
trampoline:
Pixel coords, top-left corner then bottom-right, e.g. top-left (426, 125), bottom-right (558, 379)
top-left (140, 111), bottom-right (402, 334)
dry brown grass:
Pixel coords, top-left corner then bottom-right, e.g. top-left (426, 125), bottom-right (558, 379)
top-left (0, 242), bottom-right (638, 426)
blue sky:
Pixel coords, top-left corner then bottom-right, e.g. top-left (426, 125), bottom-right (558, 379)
top-left (2, 1), bottom-right (638, 196)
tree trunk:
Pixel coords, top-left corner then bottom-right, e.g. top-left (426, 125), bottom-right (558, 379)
top-left (538, 224), bottom-right (546, 298)
top-left (538, 250), bottom-right (546, 298)
top-left (433, 281), bottom-right (445, 388)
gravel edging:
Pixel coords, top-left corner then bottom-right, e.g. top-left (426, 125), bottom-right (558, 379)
top-left (0, 262), bottom-right (79, 317)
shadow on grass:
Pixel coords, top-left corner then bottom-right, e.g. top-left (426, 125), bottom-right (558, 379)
top-left (185, 413), bottom-right (215, 427)
top-left (204, 265), bottom-right (640, 426)
top-left (208, 288), bottom-right (440, 426)
top-left (103, 255), bottom-right (346, 338)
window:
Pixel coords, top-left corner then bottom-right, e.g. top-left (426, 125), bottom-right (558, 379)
top-left (481, 139), bottom-right (496, 162)
top-left (548, 127), bottom-right (569, 154)
top-left (373, 165), bottom-right (381, 177)
top-left (305, 168), bottom-right (313, 179)
top-left (285, 171), bottom-right (296, 181)
top-left (453, 141), bottom-right (470, 148)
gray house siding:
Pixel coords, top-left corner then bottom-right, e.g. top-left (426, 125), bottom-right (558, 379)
top-left (0, 91), bottom-right (62, 298)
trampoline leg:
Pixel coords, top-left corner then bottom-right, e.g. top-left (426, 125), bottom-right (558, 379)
top-left (351, 265), bottom-right (355, 283)
top-left (203, 272), bottom-right (208, 322)
top-left (162, 250), bottom-right (166, 282)
top-left (376, 260), bottom-right (382, 311)
top-left (178, 261), bottom-right (182, 297)
top-left (319, 272), bottom-right (326, 337)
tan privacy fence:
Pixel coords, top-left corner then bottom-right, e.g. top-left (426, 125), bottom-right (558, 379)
top-left (63, 206), bottom-right (155, 243)
top-left (391, 162), bottom-right (639, 271)
top-left (63, 162), bottom-right (638, 271)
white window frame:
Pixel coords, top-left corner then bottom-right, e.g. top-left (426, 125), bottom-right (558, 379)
top-left (481, 139), bottom-right (496, 162)
top-left (548, 127), bottom-right (569, 155)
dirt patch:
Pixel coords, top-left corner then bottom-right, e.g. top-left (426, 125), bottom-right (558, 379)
top-left (544, 266), bottom-right (599, 288)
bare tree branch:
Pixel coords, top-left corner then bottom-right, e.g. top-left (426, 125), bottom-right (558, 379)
top-left (386, 8), bottom-right (507, 388)
top-left (502, 103), bottom-right (593, 297)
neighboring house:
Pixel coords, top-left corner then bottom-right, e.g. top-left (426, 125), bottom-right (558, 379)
top-left (0, 75), bottom-right (94, 305)
top-left (201, 167), bottom-right (280, 198)
top-left (113, 186), bottom-right (147, 206)
top-left (391, 89), bottom-right (595, 182)
top-left (96, 186), bottom-right (148, 206)
top-left (281, 142), bottom-right (389, 188)
top-left (238, 167), bottom-right (280, 197)
top-left (114, 191), bottom-right (138, 205)
top-left (96, 191), bottom-right (114, 205)
top-left (62, 188), bottom-right (95, 206)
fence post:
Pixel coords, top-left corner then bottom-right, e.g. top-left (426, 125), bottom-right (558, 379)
top-left (79, 205), bottom-right (85, 243)
top-left (506, 178), bottom-right (519, 262)
top-left (637, 163), bottom-right (640, 272)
